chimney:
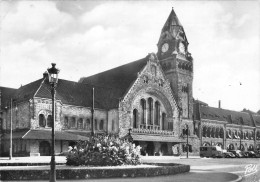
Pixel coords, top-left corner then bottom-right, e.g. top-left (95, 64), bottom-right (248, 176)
top-left (218, 100), bottom-right (221, 108)
top-left (43, 71), bottom-right (48, 79)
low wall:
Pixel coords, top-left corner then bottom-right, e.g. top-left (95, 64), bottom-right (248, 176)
top-left (0, 163), bottom-right (190, 180)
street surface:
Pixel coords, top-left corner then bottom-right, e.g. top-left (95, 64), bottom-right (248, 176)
top-left (0, 156), bottom-right (259, 182)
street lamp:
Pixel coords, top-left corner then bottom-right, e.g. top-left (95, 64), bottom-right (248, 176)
top-left (239, 125), bottom-right (242, 151)
top-left (7, 98), bottom-right (17, 160)
top-left (186, 124), bottom-right (189, 158)
top-left (47, 63), bottom-right (59, 182)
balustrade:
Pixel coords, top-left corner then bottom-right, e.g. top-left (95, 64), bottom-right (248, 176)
top-left (132, 125), bottom-right (174, 135)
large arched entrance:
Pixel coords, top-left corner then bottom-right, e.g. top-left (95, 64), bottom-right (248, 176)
top-left (39, 141), bottom-right (51, 156)
top-left (146, 142), bottom-right (154, 156)
top-left (161, 143), bottom-right (168, 155)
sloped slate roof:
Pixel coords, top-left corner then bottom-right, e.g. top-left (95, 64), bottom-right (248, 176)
top-left (79, 56), bottom-right (149, 98)
top-left (34, 79), bottom-right (122, 109)
top-left (252, 114), bottom-right (260, 127)
top-left (14, 79), bottom-right (43, 103)
top-left (0, 86), bottom-right (17, 110)
top-left (200, 106), bottom-right (254, 126)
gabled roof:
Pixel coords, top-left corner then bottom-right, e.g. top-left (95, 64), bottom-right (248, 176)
top-left (79, 56), bottom-right (149, 99)
top-left (0, 86), bottom-right (17, 110)
top-left (199, 105), bottom-right (254, 127)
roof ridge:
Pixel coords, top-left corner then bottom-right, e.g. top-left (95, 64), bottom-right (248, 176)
top-left (79, 56), bottom-right (148, 82)
top-left (33, 77), bottom-right (47, 98)
top-left (202, 105), bottom-right (250, 114)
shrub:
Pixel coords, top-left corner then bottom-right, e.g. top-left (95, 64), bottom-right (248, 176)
top-left (66, 135), bottom-right (141, 166)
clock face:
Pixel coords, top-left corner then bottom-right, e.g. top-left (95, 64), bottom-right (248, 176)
top-left (161, 43), bottom-right (169, 53)
top-left (179, 42), bottom-right (185, 53)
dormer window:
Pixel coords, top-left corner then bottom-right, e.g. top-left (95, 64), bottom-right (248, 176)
top-left (143, 76), bottom-right (148, 83)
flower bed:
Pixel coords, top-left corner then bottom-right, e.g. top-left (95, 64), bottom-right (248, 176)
top-left (66, 135), bottom-right (141, 166)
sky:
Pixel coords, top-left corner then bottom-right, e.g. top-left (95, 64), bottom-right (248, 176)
top-left (0, 0), bottom-right (259, 112)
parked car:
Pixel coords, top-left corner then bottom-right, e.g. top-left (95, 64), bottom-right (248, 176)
top-left (223, 151), bottom-right (236, 158)
top-left (200, 146), bottom-right (223, 158)
top-left (255, 151), bottom-right (260, 158)
top-left (229, 150), bottom-right (243, 158)
top-left (241, 151), bottom-right (249, 158)
top-left (246, 151), bottom-right (257, 158)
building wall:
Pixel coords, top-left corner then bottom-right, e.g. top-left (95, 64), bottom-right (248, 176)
top-left (107, 109), bottom-right (119, 134)
top-left (2, 101), bottom-right (31, 131)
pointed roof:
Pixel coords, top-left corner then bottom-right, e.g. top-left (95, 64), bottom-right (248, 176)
top-left (158, 8), bottom-right (188, 46)
top-left (162, 8), bottom-right (183, 32)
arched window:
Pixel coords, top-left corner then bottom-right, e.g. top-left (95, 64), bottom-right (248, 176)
top-left (78, 118), bottom-right (83, 129)
top-left (71, 117), bottom-right (76, 128)
top-left (64, 116), bottom-right (68, 129)
top-left (154, 101), bottom-right (160, 125)
top-left (39, 114), bottom-right (46, 127)
top-left (248, 145), bottom-right (254, 151)
top-left (234, 130), bottom-right (238, 139)
top-left (99, 120), bottom-right (104, 130)
top-left (112, 120), bottom-right (115, 131)
top-left (133, 109), bottom-right (138, 128)
top-left (231, 130), bottom-right (234, 139)
top-left (240, 144), bottom-right (245, 151)
top-left (162, 112), bottom-right (166, 130)
top-left (211, 127), bottom-right (215, 138)
top-left (86, 119), bottom-right (90, 130)
top-left (238, 130), bottom-right (243, 139)
top-left (228, 144), bottom-right (234, 150)
top-left (207, 127), bottom-right (211, 137)
top-left (257, 131), bottom-right (260, 140)
top-left (216, 128), bottom-right (220, 138)
top-left (47, 115), bottom-right (52, 127)
top-left (148, 98), bottom-right (153, 125)
top-left (250, 131), bottom-right (254, 140)
top-left (245, 131), bottom-right (249, 139)
top-left (140, 99), bottom-right (146, 125)
top-left (220, 128), bottom-right (224, 138)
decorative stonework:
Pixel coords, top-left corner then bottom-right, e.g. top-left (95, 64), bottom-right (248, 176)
top-left (119, 53), bottom-right (180, 138)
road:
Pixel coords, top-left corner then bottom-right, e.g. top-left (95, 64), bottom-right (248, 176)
top-left (1, 156), bottom-right (259, 182)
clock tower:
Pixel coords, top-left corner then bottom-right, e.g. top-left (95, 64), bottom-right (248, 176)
top-left (157, 8), bottom-right (193, 119)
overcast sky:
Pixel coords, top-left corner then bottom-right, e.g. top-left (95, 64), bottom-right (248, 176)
top-left (0, 1), bottom-right (259, 112)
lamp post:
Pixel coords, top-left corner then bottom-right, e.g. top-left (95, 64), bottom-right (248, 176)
top-left (91, 87), bottom-right (95, 137)
top-left (9, 98), bottom-right (13, 160)
top-left (47, 63), bottom-right (59, 182)
top-left (240, 125), bottom-right (242, 151)
top-left (186, 124), bottom-right (189, 158)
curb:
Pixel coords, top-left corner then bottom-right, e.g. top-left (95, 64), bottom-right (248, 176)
top-left (0, 163), bottom-right (190, 181)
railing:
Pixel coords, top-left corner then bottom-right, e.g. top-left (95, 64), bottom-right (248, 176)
top-left (132, 125), bottom-right (174, 135)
